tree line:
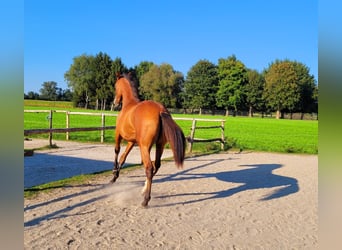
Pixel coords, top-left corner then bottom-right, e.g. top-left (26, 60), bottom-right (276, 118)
top-left (24, 81), bottom-right (73, 101)
top-left (25, 52), bottom-right (318, 119)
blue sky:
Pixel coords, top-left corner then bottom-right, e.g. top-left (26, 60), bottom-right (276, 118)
top-left (25, 0), bottom-right (317, 93)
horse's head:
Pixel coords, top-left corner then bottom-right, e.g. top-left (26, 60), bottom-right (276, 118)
top-left (114, 72), bottom-right (139, 108)
top-left (114, 72), bottom-right (124, 107)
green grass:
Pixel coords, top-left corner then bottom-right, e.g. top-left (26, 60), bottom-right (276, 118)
top-left (171, 114), bottom-right (317, 154)
top-left (225, 117), bottom-right (317, 154)
top-left (24, 101), bottom-right (318, 154)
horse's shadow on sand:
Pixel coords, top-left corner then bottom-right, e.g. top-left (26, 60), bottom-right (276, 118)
top-left (153, 157), bottom-right (299, 206)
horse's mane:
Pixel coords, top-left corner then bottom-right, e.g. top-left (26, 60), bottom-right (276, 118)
top-left (121, 72), bottom-right (140, 101)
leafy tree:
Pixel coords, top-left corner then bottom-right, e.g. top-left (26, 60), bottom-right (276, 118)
top-left (245, 69), bottom-right (265, 117)
top-left (263, 59), bottom-right (301, 119)
top-left (312, 84), bottom-right (318, 114)
top-left (39, 81), bottom-right (58, 100)
top-left (65, 53), bottom-right (127, 109)
top-left (292, 61), bottom-right (317, 118)
top-left (139, 63), bottom-right (184, 108)
top-left (216, 55), bottom-right (248, 116)
top-left (130, 61), bottom-right (155, 100)
top-left (183, 59), bottom-right (218, 114)
top-left (134, 61), bottom-right (154, 80)
top-left (64, 54), bottom-right (96, 108)
top-left (94, 52), bottom-right (115, 110)
top-left (111, 57), bottom-right (127, 76)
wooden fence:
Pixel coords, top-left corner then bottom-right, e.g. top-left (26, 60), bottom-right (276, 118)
top-left (24, 110), bottom-right (226, 151)
top-left (174, 117), bottom-right (225, 153)
top-left (24, 110), bottom-right (117, 146)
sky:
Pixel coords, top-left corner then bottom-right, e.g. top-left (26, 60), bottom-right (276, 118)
top-left (24, 0), bottom-right (317, 93)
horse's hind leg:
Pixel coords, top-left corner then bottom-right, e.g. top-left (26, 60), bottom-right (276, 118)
top-left (140, 146), bottom-right (153, 207)
top-left (153, 142), bottom-right (165, 176)
top-left (142, 166), bottom-right (153, 207)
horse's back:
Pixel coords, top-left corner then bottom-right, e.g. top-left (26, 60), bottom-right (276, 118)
top-left (137, 100), bottom-right (166, 114)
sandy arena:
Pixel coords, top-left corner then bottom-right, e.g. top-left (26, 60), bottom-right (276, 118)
top-left (24, 139), bottom-right (318, 249)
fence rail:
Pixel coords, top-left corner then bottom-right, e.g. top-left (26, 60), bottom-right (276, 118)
top-left (173, 117), bottom-right (225, 153)
top-left (24, 110), bottom-right (118, 145)
top-left (24, 110), bottom-right (226, 151)
top-left (24, 126), bottom-right (116, 135)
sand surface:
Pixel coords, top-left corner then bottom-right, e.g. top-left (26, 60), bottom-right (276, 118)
top-left (24, 139), bottom-right (318, 249)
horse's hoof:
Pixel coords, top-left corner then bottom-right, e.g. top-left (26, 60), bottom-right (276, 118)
top-left (111, 170), bottom-right (120, 183)
top-left (109, 177), bottom-right (117, 184)
top-left (141, 200), bottom-right (149, 207)
top-left (141, 196), bottom-right (151, 207)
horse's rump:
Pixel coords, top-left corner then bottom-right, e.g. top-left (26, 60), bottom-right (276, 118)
top-left (134, 101), bottom-right (185, 168)
top-left (133, 101), bottom-right (163, 144)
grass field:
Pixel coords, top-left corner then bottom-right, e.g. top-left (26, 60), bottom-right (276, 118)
top-left (24, 100), bottom-right (318, 154)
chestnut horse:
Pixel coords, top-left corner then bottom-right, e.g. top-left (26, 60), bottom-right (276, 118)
top-left (110, 73), bottom-right (185, 207)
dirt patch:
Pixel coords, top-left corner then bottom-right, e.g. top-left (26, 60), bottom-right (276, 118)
top-left (24, 139), bottom-right (318, 249)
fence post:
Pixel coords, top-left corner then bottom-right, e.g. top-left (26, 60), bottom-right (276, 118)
top-left (66, 111), bottom-right (70, 140)
top-left (101, 113), bottom-right (105, 143)
top-left (221, 120), bottom-right (225, 150)
top-left (48, 110), bottom-right (53, 147)
top-left (188, 119), bottom-right (196, 153)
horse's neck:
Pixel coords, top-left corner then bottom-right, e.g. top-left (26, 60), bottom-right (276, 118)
top-left (122, 85), bottom-right (139, 108)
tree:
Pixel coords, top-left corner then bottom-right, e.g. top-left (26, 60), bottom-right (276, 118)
top-left (94, 52), bottom-right (115, 110)
top-left (64, 53), bottom-right (127, 109)
top-left (245, 69), bottom-right (265, 117)
top-left (263, 59), bottom-right (301, 119)
top-left (183, 59), bottom-right (218, 114)
top-left (111, 57), bottom-right (127, 76)
top-left (139, 63), bottom-right (184, 108)
top-left (312, 84), bottom-right (318, 115)
top-left (64, 54), bottom-right (96, 108)
top-left (216, 55), bottom-right (248, 116)
top-left (130, 61), bottom-right (155, 101)
top-left (292, 61), bottom-right (317, 119)
top-left (134, 61), bottom-right (154, 80)
top-left (39, 81), bottom-right (58, 100)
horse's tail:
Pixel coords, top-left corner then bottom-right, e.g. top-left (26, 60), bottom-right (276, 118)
top-left (160, 112), bottom-right (186, 168)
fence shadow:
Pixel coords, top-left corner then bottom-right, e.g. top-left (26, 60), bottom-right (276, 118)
top-left (24, 153), bottom-right (115, 188)
top-left (24, 183), bottom-right (107, 212)
top-left (24, 153), bottom-right (117, 227)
